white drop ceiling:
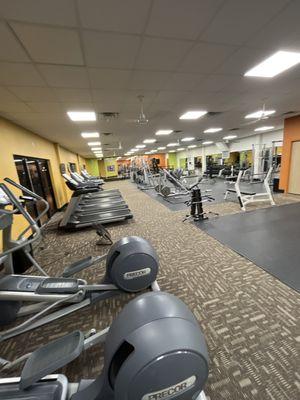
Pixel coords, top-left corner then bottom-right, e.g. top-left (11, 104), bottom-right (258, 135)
top-left (0, 0), bottom-right (299, 157)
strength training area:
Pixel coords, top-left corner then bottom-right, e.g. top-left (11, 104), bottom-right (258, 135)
top-left (0, 1), bottom-right (299, 400)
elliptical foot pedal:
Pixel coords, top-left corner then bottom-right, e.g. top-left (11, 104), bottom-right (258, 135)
top-left (63, 257), bottom-right (94, 277)
top-left (36, 278), bottom-right (79, 294)
top-left (20, 331), bottom-right (84, 390)
top-left (93, 223), bottom-right (113, 245)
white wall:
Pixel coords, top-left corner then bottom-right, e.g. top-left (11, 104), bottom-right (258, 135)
top-left (176, 129), bottom-right (283, 168)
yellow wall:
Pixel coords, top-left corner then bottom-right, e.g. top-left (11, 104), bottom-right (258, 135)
top-left (0, 116), bottom-right (85, 240)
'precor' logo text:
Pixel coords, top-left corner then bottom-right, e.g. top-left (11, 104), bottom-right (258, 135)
top-left (142, 376), bottom-right (196, 400)
top-left (124, 267), bottom-right (151, 280)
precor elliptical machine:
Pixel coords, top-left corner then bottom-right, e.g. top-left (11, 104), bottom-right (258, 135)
top-left (0, 291), bottom-right (209, 400)
top-left (0, 183), bottom-right (159, 342)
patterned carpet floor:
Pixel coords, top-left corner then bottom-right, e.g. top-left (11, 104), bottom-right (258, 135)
top-left (1, 180), bottom-right (299, 400)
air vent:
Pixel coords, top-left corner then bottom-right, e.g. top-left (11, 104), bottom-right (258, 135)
top-left (207, 111), bottom-right (223, 116)
top-left (229, 127), bottom-right (240, 131)
top-left (282, 111), bottom-right (297, 115)
top-left (173, 130), bottom-right (183, 133)
top-left (98, 112), bottom-right (119, 122)
top-left (102, 132), bottom-right (113, 136)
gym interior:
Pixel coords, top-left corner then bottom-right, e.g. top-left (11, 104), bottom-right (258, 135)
top-left (0, 1), bottom-right (299, 399)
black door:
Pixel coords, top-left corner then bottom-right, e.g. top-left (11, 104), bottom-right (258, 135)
top-left (14, 155), bottom-right (57, 224)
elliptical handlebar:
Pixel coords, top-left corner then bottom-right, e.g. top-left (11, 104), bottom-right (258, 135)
top-left (0, 183), bottom-right (42, 256)
top-left (4, 177), bottom-right (50, 238)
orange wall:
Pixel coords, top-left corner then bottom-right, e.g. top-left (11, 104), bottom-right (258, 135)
top-left (280, 115), bottom-right (300, 192)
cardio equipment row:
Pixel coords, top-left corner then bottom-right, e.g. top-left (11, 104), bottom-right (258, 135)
top-left (0, 177), bottom-right (209, 400)
top-left (59, 164), bottom-right (133, 229)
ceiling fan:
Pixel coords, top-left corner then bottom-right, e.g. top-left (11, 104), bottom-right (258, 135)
top-left (241, 101), bottom-right (274, 126)
top-left (126, 95), bottom-right (149, 125)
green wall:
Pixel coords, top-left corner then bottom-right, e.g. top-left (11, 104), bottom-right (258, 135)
top-left (86, 158), bottom-right (100, 176)
top-left (168, 153), bottom-right (177, 169)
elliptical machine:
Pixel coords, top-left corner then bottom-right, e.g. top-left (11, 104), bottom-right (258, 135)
top-left (0, 183), bottom-right (159, 342)
top-left (0, 291), bottom-right (209, 400)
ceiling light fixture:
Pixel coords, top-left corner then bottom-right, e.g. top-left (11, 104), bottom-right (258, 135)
top-left (91, 147), bottom-right (102, 151)
top-left (155, 129), bottom-right (173, 135)
top-left (167, 142), bottom-right (179, 147)
top-left (81, 132), bottom-right (99, 138)
top-left (135, 144), bottom-right (146, 149)
top-left (179, 111), bottom-right (207, 120)
top-left (143, 139), bottom-right (156, 144)
top-left (223, 135), bottom-right (237, 140)
top-left (202, 141), bottom-right (213, 145)
top-left (144, 151), bottom-right (152, 154)
top-left (88, 141), bottom-right (101, 146)
top-left (177, 147), bottom-right (184, 151)
top-left (67, 111), bottom-right (96, 121)
top-left (157, 146), bottom-right (166, 150)
top-left (188, 144), bottom-right (197, 148)
top-left (181, 137), bottom-right (195, 142)
top-left (254, 126), bottom-right (275, 132)
top-left (204, 128), bottom-right (222, 133)
top-left (244, 50), bottom-right (300, 78)
top-left (168, 150), bottom-right (176, 153)
top-left (245, 110), bottom-right (275, 119)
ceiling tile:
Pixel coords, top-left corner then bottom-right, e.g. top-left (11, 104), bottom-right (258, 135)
top-left (0, 62), bottom-right (45, 86)
top-left (83, 31), bottom-right (140, 69)
top-left (198, 75), bottom-right (238, 93)
top-left (89, 68), bottom-right (131, 89)
top-left (0, 22), bottom-right (30, 62)
top-left (162, 73), bottom-right (206, 91)
top-left (246, 1), bottom-right (300, 50)
top-left (146, 0), bottom-right (223, 40)
top-left (135, 37), bottom-right (193, 71)
top-left (26, 102), bottom-right (64, 113)
top-left (0, 0), bottom-right (77, 26)
top-left (201, 0), bottom-right (289, 46)
top-left (178, 42), bottom-right (237, 73)
top-left (77, 0), bottom-right (151, 34)
top-left (129, 71), bottom-right (171, 90)
top-left (8, 86), bottom-right (58, 101)
top-left (11, 23), bottom-right (83, 65)
top-left (54, 88), bottom-right (92, 102)
top-left (38, 65), bottom-right (89, 88)
top-left (0, 86), bottom-right (23, 102)
top-left (0, 102), bottom-right (32, 112)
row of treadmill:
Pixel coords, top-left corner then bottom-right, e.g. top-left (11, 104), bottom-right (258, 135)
top-left (0, 173), bottom-right (209, 400)
top-left (60, 165), bottom-right (133, 229)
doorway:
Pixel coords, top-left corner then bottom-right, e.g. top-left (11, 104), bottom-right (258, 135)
top-left (288, 141), bottom-right (300, 195)
top-left (14, 155), bottom-right (57, 224)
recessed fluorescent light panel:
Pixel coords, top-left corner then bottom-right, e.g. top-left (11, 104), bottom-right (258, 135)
top-left (167, 142), bottom-right (179, 147)
top-left (202, 141), bottom-right (213, 145)
top-left (91, 147), bottom-right (102, 151)
top-left (177, 148), bottom-right (184, 151)
top-left (144, 151), bottom-right (152, 154)
top-left (181, 137), bottom-right (195, 142)
top-left (168, 150), bottom-right (176, 153)
top-left (157, 146), bottom-right (166, 150)
top-left (244, 51), bottom-right (300, 78)
top-left (204, 128), bottom-right (222, 133)
top-left (188, 144), bottom-right (197, 148)
top-left (135, 144), bottom-right (146, 149)
top-left (155, 129), bottom-right (173, 135)
top-left (143, 139), bottom-right (156, 144)
top-left (254, 126), bottom-right (275, 132)
top-left (245, 110), bottom-right (275, 119)
top-left (67, 111), bottom-right (96, 121)
top-left (179, 111), bottom-right (207, 120)
top-left (81, 132), bottom-right (99, 138)
top-left (223, 135), bottom-right (237, 140)
top-left (88, 141), bottom-right (101, 146)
